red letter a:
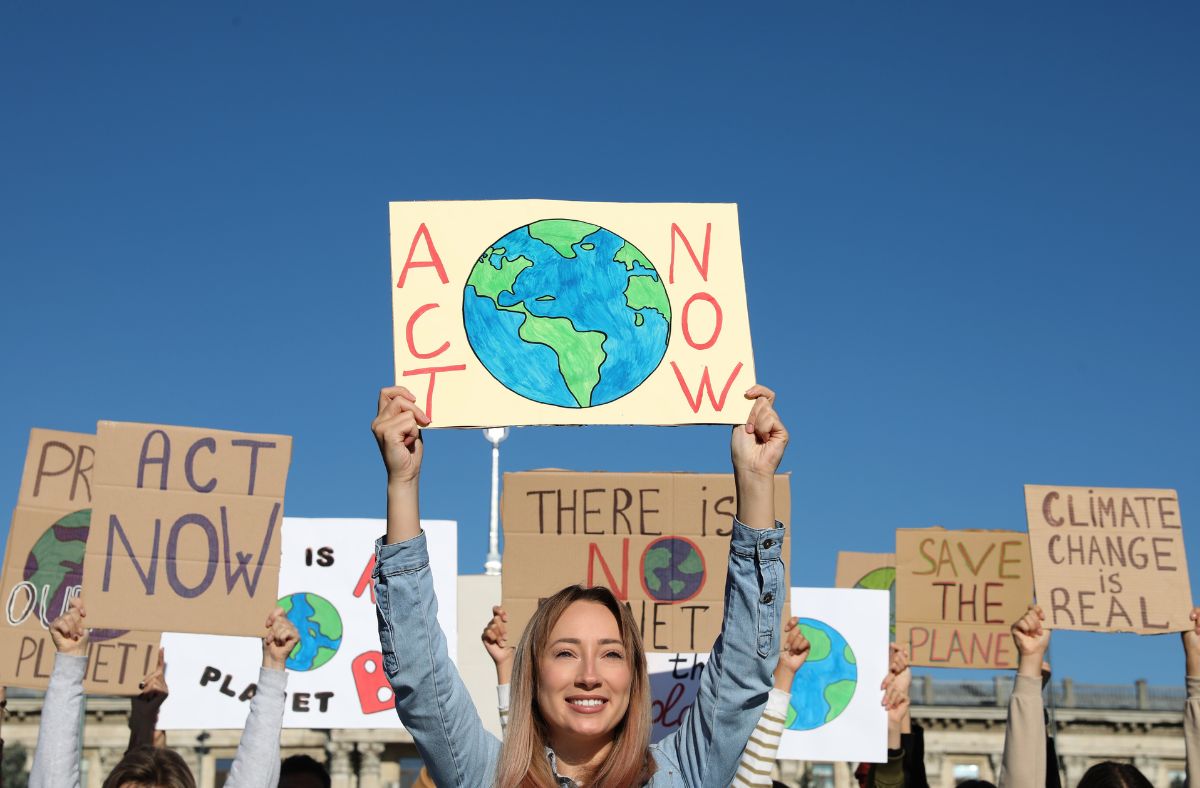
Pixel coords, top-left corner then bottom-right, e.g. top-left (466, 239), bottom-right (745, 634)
top-left (396, 223), bottom-right (449, 288)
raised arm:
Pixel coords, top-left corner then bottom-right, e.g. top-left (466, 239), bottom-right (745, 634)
top-left (734, 617), bottom-right (809, 786)
top-left (482, 605), bottom-right (515, 735)
top-left (371, 386), bottom-right (501, 785)
top-left (1183, 607), bottom-right (1200, 787)
top-left (223, 607), bottom-right (298, 788)
top-left (870, 645), bottom-right (910, 788)
top-left (999, 605), bottom-right (1050, 788)
top-left (29, 597), bottom-right (89, 788)
top-left (661, 385), bottom-right (789, 787)
top-left (128, 649), bottom-right (168, 753)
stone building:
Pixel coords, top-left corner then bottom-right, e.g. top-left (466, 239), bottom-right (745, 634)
top-left (2, 673), bottom-right (1187, 788)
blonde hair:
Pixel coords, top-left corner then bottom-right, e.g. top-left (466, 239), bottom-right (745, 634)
top-left (495, 585), bottom-right (656, 788)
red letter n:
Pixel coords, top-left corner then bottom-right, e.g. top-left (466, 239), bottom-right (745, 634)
top-left (587, 539), bottom-right (629, 600)
top-left (669, 223), bottom-right (711, 285)
top-left (396, 223), bottom-right (449, 288)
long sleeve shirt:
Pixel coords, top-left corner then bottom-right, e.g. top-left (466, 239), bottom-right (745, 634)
top-left (373, 517), bottom-right (787, 787)
top-left (29, 653), bottom-right (287, 788)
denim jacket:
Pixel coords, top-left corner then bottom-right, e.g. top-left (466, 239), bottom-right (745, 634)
top-left (374, 518), bottom-right (786, 787)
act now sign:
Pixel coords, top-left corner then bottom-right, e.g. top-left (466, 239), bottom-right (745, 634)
top-left (389, 199), bottom-right (757, 427)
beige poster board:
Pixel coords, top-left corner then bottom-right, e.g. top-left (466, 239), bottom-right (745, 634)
top-left (81, 422), bottom-right (292, 637)
top-left (501, 471), bottom-right (789, 652)
top-left (1024, 485), bottom-right (1191, 633)
top-left (835, 551), bottom-right (896, 634)
top-left (895, 529), bottom-right (1033, 669)
top-left (0, 429), bottom-right (160, 694)
top-left (389, 200), bottom-right (756, 427)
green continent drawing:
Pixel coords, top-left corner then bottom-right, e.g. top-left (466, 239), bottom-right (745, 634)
top-left (463, 219), bottom-right (671, 408)
top-left (279, 592), bottom-right (343, 672)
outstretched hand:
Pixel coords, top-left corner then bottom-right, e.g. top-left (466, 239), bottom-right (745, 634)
top-left (262, 608), bottom-right (300, 671)
top-left (136, 648), bottom-right (169, 708)
top-left (1011, 604), bottom-right (1051, 677)
top-left (774, 617), bottom-right (811, 689)
top-left (1183, 608), bottom-right (1200, 677)
top-left (373, 386), bottom-right (430, 484)
top-left (49, 596), bottom-right (89, 657)
top-left (731, 386), bottom-right (788, 480)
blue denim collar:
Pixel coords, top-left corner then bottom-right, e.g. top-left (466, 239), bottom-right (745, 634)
top-left (544, 747), bottom-right (581, 788)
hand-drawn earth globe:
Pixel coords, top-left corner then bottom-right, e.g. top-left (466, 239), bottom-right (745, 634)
top-left (279, 591), bottom-right (343, 671)
top-left (641, 537), bottom-right (705, 602)
top-left (23, 509), bottom-right (125, 641)
top-left (785, 618), bottom-right (857, 731)
top-left (463, 219), bottom-right (672, 408)
top-left (854, 566), bottom-right (896, 635)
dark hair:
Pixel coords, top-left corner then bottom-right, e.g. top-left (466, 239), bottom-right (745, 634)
top-left (280, 754), bottom-right (332, 788)
top-left (102, 746), bottom-right (195, 788)
top-left (956, 782), bottom-right (996, 788)
top-left (1076, 762), bottom-right (1152, 788)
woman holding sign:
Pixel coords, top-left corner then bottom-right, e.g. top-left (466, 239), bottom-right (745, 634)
top-left (371, 384), bottom-right (789, 787)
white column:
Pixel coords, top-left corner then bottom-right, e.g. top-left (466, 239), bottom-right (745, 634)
top-left (328, 741), bottom-right (354, 788)
top-left (358, 742), bottom-right (385, 788)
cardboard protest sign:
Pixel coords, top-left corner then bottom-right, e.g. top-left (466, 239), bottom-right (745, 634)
top-left (81, 422), bottom-right (292, 637)
top-left (159, 518), bottom-right (458, 730)
top-left (0, 429), bottom-right (160, 694)
top-left (390, 200), bottom-right (756, 427)
top-left (895, 529), bottom-right (1032, 669)
top-left (1024, 485), bottom-right (1191, 633)
top-left (835, 551), bottom-right (896, 634)
top-left (501, 471), bottom-right (790, 652)
top-left (777, 587), bottom-right (889, 764)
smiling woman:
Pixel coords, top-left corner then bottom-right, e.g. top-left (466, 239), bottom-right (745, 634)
top-left (369, 382), bottom-right (790, 787)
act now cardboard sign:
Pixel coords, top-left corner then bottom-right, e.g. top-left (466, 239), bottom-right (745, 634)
top-left (501, 470), bottom-right (790, 653)
top-left (0, 429), bottom-right (160, 695)
top-left (390, 199), bottom-right (756, 427)
top-left (159, 518), bottom-right (458, 730)
top-left (82, 422), bottom-right (293, 637)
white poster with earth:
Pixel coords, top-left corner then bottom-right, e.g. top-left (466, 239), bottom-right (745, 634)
top-left (157, 518), bottom-right (457, 730)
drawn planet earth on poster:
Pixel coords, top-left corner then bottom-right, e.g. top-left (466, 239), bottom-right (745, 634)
top-left (854, 566), bottom-right (896, 634)
top-left (785, 618), bottom-right (857, 731)
top-left (464, 219), bottom-right (672, 408)
top-left (23, 509), bottom-right (125, 641)
top-left (279, 592), bottom-right (343, 671)
top-left (642, 537), bottom-right (705, 602)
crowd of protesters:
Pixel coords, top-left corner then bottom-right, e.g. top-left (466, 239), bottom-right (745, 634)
top-left (1, 386), bottom-right (1192, 786)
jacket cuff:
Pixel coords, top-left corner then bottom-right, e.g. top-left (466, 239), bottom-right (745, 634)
top-left (1188, 676), bottom-right (1200, 698)
top-left (729, 517), bottom-right (785, 559)
top-left (765, 687), bottom-right (791, 716)
top-left (53, 652), bottom-right (88, 682)
top-left (373, 530), bottom-right (429, 576)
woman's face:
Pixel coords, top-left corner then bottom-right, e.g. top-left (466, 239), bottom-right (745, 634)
top-left (536, 600), bottom-right (633, 746)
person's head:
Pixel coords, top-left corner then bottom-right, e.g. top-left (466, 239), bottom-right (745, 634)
top-left (102, 746), bottom-right (195, 788)
top-left (1076, 761), bottom-right (1152, 788)
top-left (279, 754), bottom-right (331, 788)
top-left (956, 781), bottom-right (997, 788)
top-left (496, 585), bottom-right (654, 787)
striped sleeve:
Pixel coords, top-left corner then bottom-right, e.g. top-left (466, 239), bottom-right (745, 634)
top-left (733, 688), bottom-right (790, 786)
top-left (497, 683), bottom-right (510, 736)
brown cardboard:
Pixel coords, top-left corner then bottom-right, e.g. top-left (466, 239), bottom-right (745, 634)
top-left (0, 429), bottom-right (161, 694)
top-left (835, 551), bottom-right (896, 636)
top-left (81, 422), bottom-right (292, 637)
top-left (501, 471), bottom-right (790, 652)
top-left (1024, 485), bottom-right (1191, 634)
top-left (895, 528), bottom-right (1033, 669)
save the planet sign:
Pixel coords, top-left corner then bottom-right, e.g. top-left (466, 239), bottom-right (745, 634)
top-left (500, 470), bottom-right (790, 653)
top-left (158, 518), bottom-right (459, 730)
top-left (389, 199), bottom-right (756, 427)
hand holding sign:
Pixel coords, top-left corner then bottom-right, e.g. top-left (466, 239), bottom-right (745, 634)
top-left (262, 607), bottom-right (300, 671)
top-left (773, 617), bottom-right (811, 689)
top-left (373, 386), bottom-right (430, 485)
top-left (1184, 608), bottom-right (1200, 677)
top-left (49, 597), bottom-right (88, 657)
top-left (732, 385), bottom-right (787, 532)
top-left (482, 606), bottom-right (515, 684)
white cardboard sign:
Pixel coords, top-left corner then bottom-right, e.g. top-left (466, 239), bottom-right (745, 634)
top-left (159, 518), bottom-right (458, 730)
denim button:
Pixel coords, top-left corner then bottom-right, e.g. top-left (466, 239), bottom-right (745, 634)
top-left (761, 592), bottom-right (774, 604)
top-left (763, 539), bottom-right (775, 549)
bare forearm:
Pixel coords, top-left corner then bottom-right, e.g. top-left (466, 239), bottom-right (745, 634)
top-left (735, 473), bottom-right (775, 531)
top-left (386, 479), bottom-right (421, 544)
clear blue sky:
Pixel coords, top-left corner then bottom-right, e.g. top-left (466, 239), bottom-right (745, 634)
top-left (2, 3), bottom-right (1197, 686)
